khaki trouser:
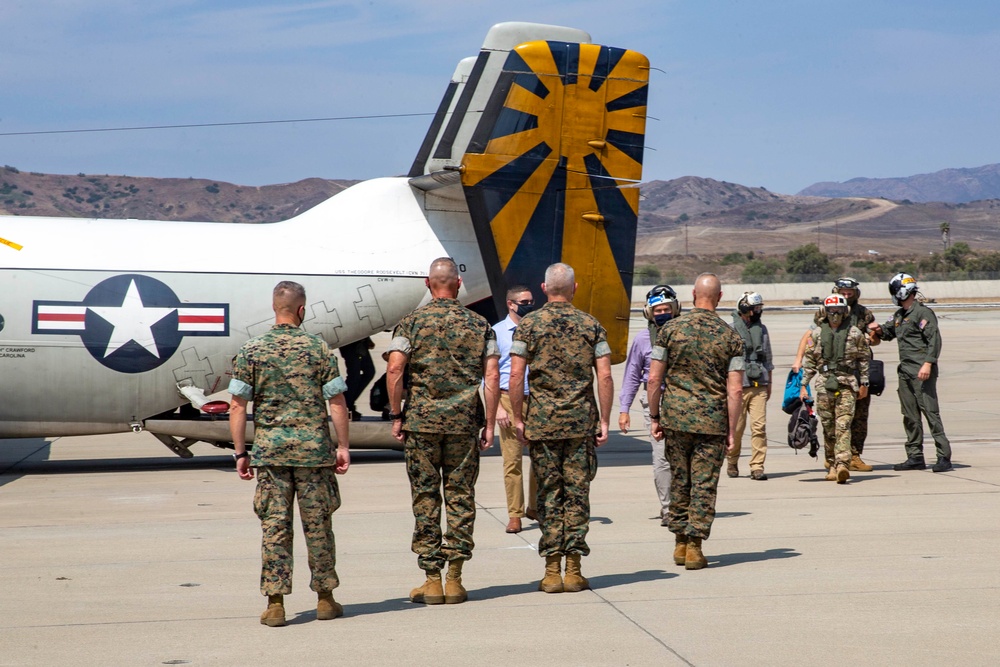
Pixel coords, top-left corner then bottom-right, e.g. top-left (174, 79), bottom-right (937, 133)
top-left (728, 384), bottom-right (768, 471)
top-left (499, 391), bottom-right (537, 518)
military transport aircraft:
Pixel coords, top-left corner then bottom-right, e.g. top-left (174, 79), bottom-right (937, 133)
top-left (0, 22), bottom-right (649, 456)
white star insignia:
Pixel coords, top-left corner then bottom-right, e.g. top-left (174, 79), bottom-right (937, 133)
top-left (89, 279), bottom-right (175, 358)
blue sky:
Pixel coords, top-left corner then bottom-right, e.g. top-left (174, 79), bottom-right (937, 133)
top-left (2, 0), bottom-right (998, 194)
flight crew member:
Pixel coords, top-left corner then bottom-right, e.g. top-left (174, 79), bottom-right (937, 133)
top-left (493, 284), bottom-right (538, 535)
top-left (792, 277), bottom-right (878, 472)
top-left (510, 263), bottom-right (614, 593)
top-left (869, 273), bottom-right (952, 472)
top-left (648, 273), bottom-right (744, 570)
top-left (619, 285), bottom-right (680, 525)
top-left (228, 280), bottom-right (351, 627)
top-left (339, 336), bottom-right (376, 421)
top-left (728, 291), bottom-right (773, 481)
top-left (800, 294), bottom-right (870, 484)
top-left (386, 258), bottom-right (500, 605)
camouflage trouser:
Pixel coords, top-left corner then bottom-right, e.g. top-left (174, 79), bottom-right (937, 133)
top-left (404, 431), bottom-right (480, 572)
top-left (663, 429), bottom-right (726, 540)
top-left (254, 466), bottom-right (341, 596)
top-left (530, 437), bottom-right (593, 557)
top-left (850, 392), bottom-right (871, 456)
top-left (815, 386), bottom-right (857, 466)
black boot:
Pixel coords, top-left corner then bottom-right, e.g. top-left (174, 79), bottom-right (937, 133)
top-left (893, 456), bottom-right (926, 471)
top-left (931, 457), bottom-right (953, 473)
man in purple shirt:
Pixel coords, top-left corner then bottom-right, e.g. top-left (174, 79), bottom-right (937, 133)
top-left (619, 285), bottom-right (679, 526)
top-left (493, 285), bottom-right (537, 534)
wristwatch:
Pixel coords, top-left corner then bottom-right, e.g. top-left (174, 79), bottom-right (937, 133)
top-left (387, 412), bottom-right (403, 420)
top-left (233, 451), bottom-right (249, 461)
top-left (649, 413), bottom-right (660, 420)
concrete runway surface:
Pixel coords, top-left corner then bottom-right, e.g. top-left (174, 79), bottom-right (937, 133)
top-left (2, 308), bottom-right (998, 666)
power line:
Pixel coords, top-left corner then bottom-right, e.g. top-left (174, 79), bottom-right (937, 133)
top-left (0, 112), bottom-right (436, 137)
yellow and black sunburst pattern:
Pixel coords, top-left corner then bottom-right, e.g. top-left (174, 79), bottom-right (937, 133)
top-left (462, 40), bottom-right (649, 362)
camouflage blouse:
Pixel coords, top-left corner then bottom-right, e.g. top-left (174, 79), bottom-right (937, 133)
top-left (510, 301), bottom-right (610, 439)
top-left (388, 298), bottom-right (499, 434)
top-left (229, 324), bottom-right (346, 467)
top-left (801, 323), bottom-right (871, 392)
top-left (651, 308), bottom-right (745, 436)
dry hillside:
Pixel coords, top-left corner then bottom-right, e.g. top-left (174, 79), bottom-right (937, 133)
top-left (4, 167), bottom-right (999, 273)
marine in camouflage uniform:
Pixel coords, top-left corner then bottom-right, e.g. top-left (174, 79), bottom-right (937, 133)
top-left (811, 278), bottom-right (878, 468)
top-left (509, 262), bottom-right (614, 593)
top-left (229, 280), bottom-right (351, 627)
top-left (647, 274), bottom-right (745, 571)
top-left (801, 298), bottom-right (870, 483)
top-left (386, 258), bottom-right (500, 604)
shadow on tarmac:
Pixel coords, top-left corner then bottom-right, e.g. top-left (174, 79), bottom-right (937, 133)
top-left (711, 547), bottom-right (800, 568)
top-left (306, 568), bottom-right (682, 617)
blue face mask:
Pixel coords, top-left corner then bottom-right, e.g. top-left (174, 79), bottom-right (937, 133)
top-left (653, 312), bottom-right (673, 327)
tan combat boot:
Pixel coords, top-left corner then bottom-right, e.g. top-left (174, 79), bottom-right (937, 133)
top-left (260, 594), bottom-right (286, 627)
top-left (444, 560), bottom-right (468, 604)
top-left (409, 570), bottom-right (444, 605)
top-left (849, 454), bottom-right (873, 472)
top-left (317, 591), bottom-right (343, 620)
top-left (673, 534), bottom-right (689, 566)
top-left (563, 553), bottom-right (589, 592)
top-left (538, 555), bottom-right (564, 593)
top-left (825, 466), bottom-right (838, 481)
top-left (685, 537), bottom-right (708, 570)
top-left (836, 462), bottom-right (851, 484)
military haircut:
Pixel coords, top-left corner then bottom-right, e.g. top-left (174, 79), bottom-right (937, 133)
top-left (428, 257), bottom-right (460, 282)
top-left (543, 263), bottom-right (575, 298)
top-left (273, 280), bottom-right (306, 311)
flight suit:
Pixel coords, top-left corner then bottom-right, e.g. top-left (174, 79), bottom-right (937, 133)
top-left (878, 301), bottom-right (951, 462)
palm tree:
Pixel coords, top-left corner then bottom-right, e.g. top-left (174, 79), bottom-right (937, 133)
top-left (940, 222), bottom-right (951, 250)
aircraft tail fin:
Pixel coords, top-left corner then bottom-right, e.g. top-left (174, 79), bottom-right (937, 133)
top-left (410, 23), bottom-right (649, 362)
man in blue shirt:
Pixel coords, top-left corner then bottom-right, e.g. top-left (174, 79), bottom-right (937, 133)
top-left (493, 285), bottom-right (537, 534)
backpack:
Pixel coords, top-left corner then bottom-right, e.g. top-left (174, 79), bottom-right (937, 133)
top-left (782, 368), bottom-right (812, 415)
top-left (869, 358), bottom-right (885, 396)
top-left (787, 401), bottom-right (820, 458)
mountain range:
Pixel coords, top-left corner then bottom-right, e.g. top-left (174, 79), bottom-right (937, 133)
top-left (798, 163), bottom-right (1000, 203)
top-left (3, 164), bottom-right (999, 260)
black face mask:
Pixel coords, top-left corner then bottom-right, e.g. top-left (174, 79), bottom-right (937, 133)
top-left (749, 312), bottom-right (762, 323)
top-left (515, 303), bottom-right (534, 318)
top-left (653, 312), bottom-right (673, 327)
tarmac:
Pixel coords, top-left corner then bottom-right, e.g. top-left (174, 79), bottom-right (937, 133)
top-left (2, 308), bottom-right (999, 666)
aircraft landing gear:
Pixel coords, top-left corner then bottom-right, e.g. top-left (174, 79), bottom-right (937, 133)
top-left (152, 433), bottom-right (197, 459)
